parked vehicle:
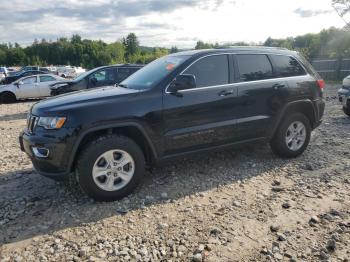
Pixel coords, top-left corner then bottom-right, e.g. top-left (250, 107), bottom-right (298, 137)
top-left (50, 64), bottom-right (143, 95)
top-left (0, 70), bottom-right (47, 85)
top-left (21, 66), bottom-right (50, 73)
top-left (19, 47), bottom-right (325, 201)
top-left (0, 67), bottom-right (8, 80)
top-left (55, 66), bottom-right (86, 78)
top-left (338, 75), bottom-right (350, 116)
top-left (0, 74), bottom-right (64, 103)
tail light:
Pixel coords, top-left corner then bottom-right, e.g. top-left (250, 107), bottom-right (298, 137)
top-left (317, 79), bottom-right (325, 89)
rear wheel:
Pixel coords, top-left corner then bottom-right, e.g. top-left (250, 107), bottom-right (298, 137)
top-left (270, 113), bottom-right (311, 158)
top-left (0, 92), bottom-right (16, 103)
top-left (343, 106), bottom-right (350, 117)
top-left (76, 135), bottom-right (145, 201)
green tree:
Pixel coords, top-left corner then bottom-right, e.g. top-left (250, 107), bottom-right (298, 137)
top-left (170, 46), bottom-right (179, 53)
top-left (195, 40), bottom-right (214, 49)
top-left (123, 33), bottom-right (140, 62)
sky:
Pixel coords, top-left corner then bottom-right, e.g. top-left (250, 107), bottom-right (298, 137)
top-left (0, 0), bottom-right (347, 48)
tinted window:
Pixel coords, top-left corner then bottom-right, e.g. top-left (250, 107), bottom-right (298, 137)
top-left (236, 54), bottom-right (273, 82)
top-left (184, 55), bottom-right (229, 88)
top-left (22, 76), bottom-right (37, 84)
top-left (270, 55), bottom-right (306, 77)
top-left (40, 75), bottom-right (56, 82)
top-left (116, 68), bottom-right (136, 83)
top-left (90, 68), bottom-right (115, 81)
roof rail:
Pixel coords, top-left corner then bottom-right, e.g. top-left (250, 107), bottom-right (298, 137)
top-left (215, 45), bottom-right (289, 50)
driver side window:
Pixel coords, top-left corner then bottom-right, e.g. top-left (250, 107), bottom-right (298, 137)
top-left (22, 76), bottom-right (37, 84)
top-left (183, 55), bottom-right (229, 88)
top-left (89, 68), bottom-right (116, 87)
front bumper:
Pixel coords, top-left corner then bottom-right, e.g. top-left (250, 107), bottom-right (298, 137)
top-left (19, 128), bottom-right (76, 180)
top-left (338, 87), bottom-right (350, 108)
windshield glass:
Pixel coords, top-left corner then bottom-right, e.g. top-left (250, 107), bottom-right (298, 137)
top-left (121, 55), bottom-right (190, 90)
top-left (73, 68), bottom-right (96, 82)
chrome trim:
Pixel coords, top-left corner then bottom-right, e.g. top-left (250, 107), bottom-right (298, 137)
top-left (165, 52), bottom-right (310, 94)
top-left (168, 75), bottom-right (311, 93)
top-left (32, 147), bottom-right (50, 158)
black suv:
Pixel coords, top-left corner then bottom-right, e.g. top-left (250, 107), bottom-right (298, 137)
top-left (19, 47), bottom-right (325, 201)
top-left (50, 64), bottom-right (143, 95)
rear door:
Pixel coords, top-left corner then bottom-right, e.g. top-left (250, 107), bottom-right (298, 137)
top-left (16, 76), bottom-right (40, 99)
top-left (38, 75), bottom-right (58, 97)
top-left (162, 54), bottom-right (239, 155)
top-left (234, 54), bottom-right (288, 140)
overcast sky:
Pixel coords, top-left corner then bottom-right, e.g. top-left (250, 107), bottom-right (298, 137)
top-left (0, 0), bottom-right (346, 48)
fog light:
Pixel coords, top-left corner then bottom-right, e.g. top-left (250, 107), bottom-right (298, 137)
top-left (32, 147), bottom-right (49, 158)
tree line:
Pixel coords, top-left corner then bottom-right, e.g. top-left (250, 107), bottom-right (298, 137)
top-left (0, 33), bottom-right (169, 69)
top-left (1, 27), bottom-right (350, 69)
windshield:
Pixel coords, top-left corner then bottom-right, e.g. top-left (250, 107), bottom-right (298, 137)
top-left (121, 55), bottom-right (190, 90)
top-left (73, 68), bottom-right (96, 82)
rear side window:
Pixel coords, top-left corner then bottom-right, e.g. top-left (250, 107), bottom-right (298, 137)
top-left (270, 55), bottom-right (306, 77)
top-left (116, 68), bottom-right (137, 83)
top-left (184, 55), bottom-right (229, 88)
top-left (40, 75), bottom-right (56, 82)
top-left (236, 54), bottom-right (273, 82)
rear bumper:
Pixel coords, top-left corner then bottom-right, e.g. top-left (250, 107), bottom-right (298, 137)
top-left (19, 129), bottom-right (75, 180)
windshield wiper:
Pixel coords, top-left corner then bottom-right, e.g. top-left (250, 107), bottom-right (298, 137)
top-left (118, 84), bottom-right (128, 88)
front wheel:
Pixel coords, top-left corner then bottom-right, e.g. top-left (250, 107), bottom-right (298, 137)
top-left (270, 113), bottom-right (311, 158)
top-left (0, 92), bottom-right (16, 103)
top-left (343, 106), bottom-right (350, 117)
top-left (76, 135), bottom-right (145, 201)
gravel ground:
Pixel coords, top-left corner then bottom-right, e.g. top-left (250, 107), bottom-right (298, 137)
top-left (0, 85), bottom-right (349, 262)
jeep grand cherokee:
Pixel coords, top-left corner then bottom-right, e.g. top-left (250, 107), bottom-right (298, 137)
top-left (19, 47), bottom-right (325, 201)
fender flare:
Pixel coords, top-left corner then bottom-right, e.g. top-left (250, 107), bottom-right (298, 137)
top-left (269, 99), bottom-right (316, 138)
top-left (66, 122), bottom-right (158, 171)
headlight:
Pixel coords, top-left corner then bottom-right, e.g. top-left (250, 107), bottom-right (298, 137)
top-left (37, 117), bottom-right (66, 129)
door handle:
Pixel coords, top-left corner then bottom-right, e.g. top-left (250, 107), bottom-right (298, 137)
top-left (218, 90), bottom-right (234, 97)
top-left (272, 83), bottom-right (285, 90)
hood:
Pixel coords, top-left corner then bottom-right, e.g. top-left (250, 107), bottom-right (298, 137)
top-left (31, 86), bottom-right (139, 115)
top-left (50, 80), bottom-right (75, 88)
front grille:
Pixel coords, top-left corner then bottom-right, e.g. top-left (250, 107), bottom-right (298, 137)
top-left (27, 115), bottom-right (38, 133)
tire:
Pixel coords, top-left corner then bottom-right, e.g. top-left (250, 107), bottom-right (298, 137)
top-left (270, 113), bottom-right (311, 158)
top-left (343, 107), bottom-right (350, 117)
top-left (76, 135), bottom-right (145, 201)
top-left (0, 92), bottom-right (16, 103)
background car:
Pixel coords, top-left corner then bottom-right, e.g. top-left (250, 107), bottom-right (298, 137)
top-left (0, 74), bottom-right (65, 103)
top-left (50, 64), bottom-right (143, 95)
top-left (0, 67), bottom-right (8, 80)
top-left (338, 75), bottom-right (350, 116)
top-left (0, 70), bottom-right (48, 85)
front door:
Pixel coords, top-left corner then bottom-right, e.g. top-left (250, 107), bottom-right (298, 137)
top-left (162, 54), bottom-right (239, 156)
top-left (16, 76), bottom-right (40, 99)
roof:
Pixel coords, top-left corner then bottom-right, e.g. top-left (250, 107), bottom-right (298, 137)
top-left (170, 46), bottom-right (296, 57)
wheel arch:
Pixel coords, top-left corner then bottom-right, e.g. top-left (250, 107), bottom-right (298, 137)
top-left (68, 123), bottom-right (158, 172)
top-left (270, 99), bottom-right (316, 139)
top-left (0, 90), bottom-right (17, 102)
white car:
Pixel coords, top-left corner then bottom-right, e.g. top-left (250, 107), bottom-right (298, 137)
top-left (0, 74), bottom-right (64, 103)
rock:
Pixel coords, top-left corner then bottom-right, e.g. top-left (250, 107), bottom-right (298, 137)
top-left (277, 233), bottom-right (286, 241)
top-left (274, 253), bottom-right (283, 260)
top-left (309, 215), bottom-right (320, 224)
top-left (210, 226), bottom-right (221, 236)
top-left (195, 244), bottom-right (205, 254)
top-left (178, 245), bottom-right (186, 252)
top-left (160, 192), bottom-right (168, 199)
top-left (192, 253), bottom-right (202, 262)
top-left (270, 225), bottom-right (280, 232)
top-left (232, 201), bottom-right (241, 207)
top-left (282, 202), bottom-right (291, 209)
top-left (272, 187), bottom-right (284, 192)
top-left (326, 239), bottom-right (336, 253)
top-left (272, 180), bottom-right (281, 186)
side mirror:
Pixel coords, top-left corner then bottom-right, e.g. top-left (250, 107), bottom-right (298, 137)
top-left (168, 74), bottom-right (196, 96)
top-left (16, 81), bottom-right (23, 87)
